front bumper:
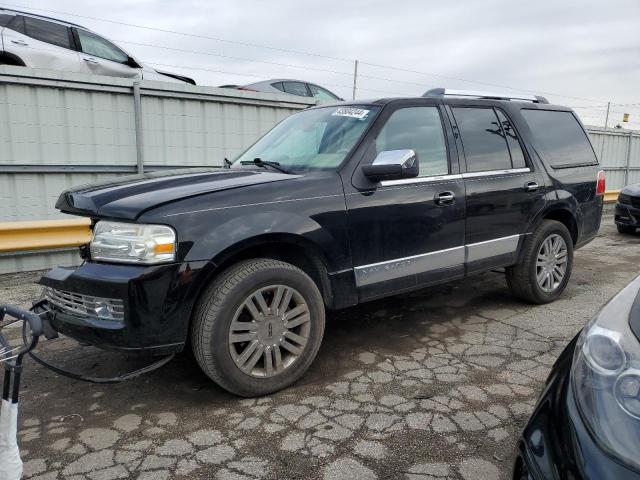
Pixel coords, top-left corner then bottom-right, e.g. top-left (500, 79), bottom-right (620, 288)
top-left (615, 202), bottom-right (640, 227)
top-left (37, 260), bottom-right (213, 354)
top-left (513, 337), bottom-right (640, 480)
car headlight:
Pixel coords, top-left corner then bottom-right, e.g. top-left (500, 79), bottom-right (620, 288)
top-left (572, 275), bottom-right (640, 471)
top-left (90, 221), bottom-right (176, 264)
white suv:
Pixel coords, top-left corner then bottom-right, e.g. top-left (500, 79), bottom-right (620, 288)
top-left (0, 8), bottom-right (195, 84)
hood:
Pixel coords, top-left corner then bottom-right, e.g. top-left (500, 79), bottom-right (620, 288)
top-left (622, 183), bottom-right (640, 197)
top-left (56, 168), bottom-right (297, 220)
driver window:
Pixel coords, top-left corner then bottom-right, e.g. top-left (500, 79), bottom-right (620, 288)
top-left (376, 107), bottom-right (448, 177)
top-left (76, 29), bottom-right (129, 63)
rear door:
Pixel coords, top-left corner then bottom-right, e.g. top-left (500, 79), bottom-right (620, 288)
top-left (346, 103), bottom-right (466, 300)
top-left (73, 28), bottom-right (141, 79)
top-left (449, 105), bottom-right (546, 273)
top-left (2, 15), bottom-right (83, 72)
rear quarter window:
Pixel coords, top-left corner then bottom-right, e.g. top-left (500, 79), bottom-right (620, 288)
top-left (521, 109), bottom-right (597, 168)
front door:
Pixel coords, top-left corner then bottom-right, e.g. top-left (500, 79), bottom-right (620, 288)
top-left (449, 106), bottom-right (546, 273)
top-left (73, 28), bottom-right (141, 79)
top-left (345, 103), bottom-right (466, 301)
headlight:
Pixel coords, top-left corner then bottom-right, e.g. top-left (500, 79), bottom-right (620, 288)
top-left (90, 221), bottom-right (176, 264)
top-left (572, 275), bottom-right (640, 471)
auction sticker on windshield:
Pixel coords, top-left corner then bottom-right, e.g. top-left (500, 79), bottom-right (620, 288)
top-left (332, 107), bottom-right (370, 119)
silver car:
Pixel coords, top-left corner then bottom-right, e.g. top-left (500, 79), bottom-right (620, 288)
top-left (224, 79), bottom-right (343, 101)
top-left (0, 8), bottom-right (194, 84)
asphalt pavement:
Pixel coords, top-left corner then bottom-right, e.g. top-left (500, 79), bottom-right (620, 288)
top-left (2, 215), bottom-right (639, 480)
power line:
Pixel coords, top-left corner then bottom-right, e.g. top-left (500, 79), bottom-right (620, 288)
top-left (116, 40), bottom-right (354, 77)
top-left (0, 2), bottom-right (354, 63)
top-left (145, 62), bottom-right (408, 96)
top-left (2, 1), bottom-right (633, 105)
top-left (118, 39), bottom-right (438, 90)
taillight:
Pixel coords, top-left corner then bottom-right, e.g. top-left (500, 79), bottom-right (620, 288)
top-left (596, 170), bottom-right (606, 196)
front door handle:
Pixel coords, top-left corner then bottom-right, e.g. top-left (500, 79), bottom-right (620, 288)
top-left (11, 40), bottom-right (28, 46)
top-left (524, 181), bottom-right (539, 192)
top-left (435, 191), bottom-right (455, 206)
top-left (83, 57), bottom-right (99, 64)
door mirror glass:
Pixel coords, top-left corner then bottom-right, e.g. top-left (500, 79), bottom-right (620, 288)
top-left (362, 149), bottom-right (419, 182)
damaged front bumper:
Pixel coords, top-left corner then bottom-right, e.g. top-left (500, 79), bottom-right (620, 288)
top-left (37, 260), bottom-right (213, 355)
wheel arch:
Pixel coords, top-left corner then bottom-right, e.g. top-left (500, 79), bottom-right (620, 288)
top-left (517, 205), bottom-right (579, 265)
top-left (0, 51), bottom-right (26, 66)
top-left (202, 233), bottom-right (337, 309)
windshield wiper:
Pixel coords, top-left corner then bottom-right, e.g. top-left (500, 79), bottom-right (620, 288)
top-left (240, 158), bottom-right (290, 174)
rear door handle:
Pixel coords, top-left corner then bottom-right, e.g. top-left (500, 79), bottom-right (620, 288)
top-left (525, 182), bottom-right (539, 192)
top-left (83, 57), bottom-right (99, 64)
top-left (435, 191), bottom-right (455, 205)
top-left (11, 40), bottom-right (28, 46)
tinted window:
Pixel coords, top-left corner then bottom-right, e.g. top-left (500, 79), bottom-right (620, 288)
top-left (282, 81), bottom-right (310, 97)
top-left (272, 82), bottom-right (285, 92)
top-left (309, 84), bottom-right (339, 101)
top-left (521, 110), bottom-right (597, 167)
top-left (0, 14), bottom-right (14, 27)
top-left (496, 109), bottom-right (526, 168)
top-left (6, 15), bottom-right (25, 34)
top-left (452, 107), bottom-right (512, 172)
top-left (77, 29), bottom-right (128, 63)
top-left (376, 107), bottom-right (448, 177)
top-left (23, 17), bottom-right (70, 49)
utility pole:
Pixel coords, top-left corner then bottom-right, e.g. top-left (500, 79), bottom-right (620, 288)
top-left (352, 60), bottom-right (358, 100)
top-left (600, 101), bottom-right (611, 162)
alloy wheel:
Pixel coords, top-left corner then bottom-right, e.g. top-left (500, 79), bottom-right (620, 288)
top-left (228, 285), bottom-right (311, 378)
top-left (536, 233), bottom-right (568, 293)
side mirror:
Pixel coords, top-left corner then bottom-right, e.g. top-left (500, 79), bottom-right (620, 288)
top-left (126, 56), bottom-right (141, 68)
top-left (361, 149), bottom-right (419, 182)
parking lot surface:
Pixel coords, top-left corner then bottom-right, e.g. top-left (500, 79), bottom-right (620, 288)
top-left (2, 215), bottom-right (639, 480)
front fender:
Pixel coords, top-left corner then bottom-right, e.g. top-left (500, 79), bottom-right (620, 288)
top-left (188, 210), bottom-right (348, 271)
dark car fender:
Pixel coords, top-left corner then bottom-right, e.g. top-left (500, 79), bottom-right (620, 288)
top-left (141, 195), bottom-right (356, 310)
top-left (516, 194), bottom-right (583, 264)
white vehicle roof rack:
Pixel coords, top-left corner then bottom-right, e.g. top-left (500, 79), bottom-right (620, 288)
top-left (423, 88), bottom-right (549, 104)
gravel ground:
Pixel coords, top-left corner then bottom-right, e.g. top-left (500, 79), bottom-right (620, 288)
top-left (2, 215), bottom-right (640, 480)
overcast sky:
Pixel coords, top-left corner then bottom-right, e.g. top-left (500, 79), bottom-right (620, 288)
top-left (3, 0), bottom-right (640, 127)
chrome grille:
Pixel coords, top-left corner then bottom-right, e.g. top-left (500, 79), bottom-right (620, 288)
top-left (43, 287), bottom-right (125, 321)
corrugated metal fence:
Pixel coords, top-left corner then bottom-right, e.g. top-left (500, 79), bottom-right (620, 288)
top-left (1, 65), bottom-right (638, 274)
top-left (0, 66), bottom-right (315, 273)
top-left (586, 126), bottom-right (640, 189)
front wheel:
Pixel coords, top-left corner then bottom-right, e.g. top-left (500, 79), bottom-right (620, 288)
top-left (507, 220), bottom-right (574, 304)
top-left (191, 259), bottom-right (325, 396)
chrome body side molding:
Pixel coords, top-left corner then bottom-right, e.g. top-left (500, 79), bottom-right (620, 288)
top-left (354, 234), bottom-right (524, 287)
top-left (465, 234), bottom-right (521, 263)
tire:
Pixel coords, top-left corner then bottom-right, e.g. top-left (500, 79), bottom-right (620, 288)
top-left (617, 224), bottom-right (636, 234)
top-left (191, 258), bottom-right (325, 397)
top-left (506, 220), bottom-right (574, 304)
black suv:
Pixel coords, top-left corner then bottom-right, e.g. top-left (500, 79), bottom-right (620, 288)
top-left (615, 184), bottom-right (640, 233)
top-left (39, 88), bottom-right (605, 396)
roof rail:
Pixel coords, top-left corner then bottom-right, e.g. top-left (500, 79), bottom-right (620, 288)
top-left (423, 88), bottom-right (549, 104)
top-left (0, 7), bottom-right (85, 28)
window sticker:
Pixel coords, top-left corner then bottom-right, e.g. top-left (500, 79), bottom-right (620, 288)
top-left (332, 107), bottom-right (370, 120)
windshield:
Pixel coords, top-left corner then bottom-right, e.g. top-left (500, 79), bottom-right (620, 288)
top-left (233, 105), bottom-right (379, 171)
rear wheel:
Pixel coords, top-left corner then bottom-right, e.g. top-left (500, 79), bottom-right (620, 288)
top-left (507, 220), bottom-right (574, 304)
top-left (617, 224), bottom-right (636, 234)
top-left (191, 259), bottom-right (325, 397)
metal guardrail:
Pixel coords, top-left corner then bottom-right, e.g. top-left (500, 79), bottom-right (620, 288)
top-left (604, 190), bottom-right (620, 203)
top-left (0, 219), bottom-right (91, 253)
top-left (0, 191), bottom-right (622, 253)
